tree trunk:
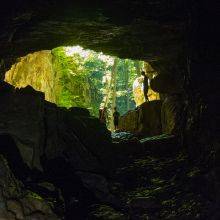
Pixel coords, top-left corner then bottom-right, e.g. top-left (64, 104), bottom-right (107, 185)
top-left (124, 60), bottom-right (130, 111)
top-left (134, 60), bottom-right (141, 76)
top-left (110, 58), bottom-right (118, 130)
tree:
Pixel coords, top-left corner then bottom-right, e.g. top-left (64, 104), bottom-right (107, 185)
top-left (110, 58), bottom-right (119, 130)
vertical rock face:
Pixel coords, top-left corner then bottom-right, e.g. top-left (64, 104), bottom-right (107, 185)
top-left (5, 51), bottom-right (60, 103)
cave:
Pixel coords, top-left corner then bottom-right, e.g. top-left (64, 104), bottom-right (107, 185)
top-left (0, 1), bottom-right (219, 220)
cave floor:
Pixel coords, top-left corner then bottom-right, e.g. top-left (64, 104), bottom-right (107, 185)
top-left (89, 151), bottom-right (211, 220)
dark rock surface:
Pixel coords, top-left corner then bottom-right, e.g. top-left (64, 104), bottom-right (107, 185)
top-left (150, 74), bottom-right (184, 95)
top-left (91, 152), bottom-right (213, 219)
top-left (118, 95), bottom-right (185, 138)
top-left (0, 146), bottom-right (59, 219)
top-left (0, 81), bottom-right (218, 219)
top-left (0, 81), bottom-right (112, 173)
top-left (0, 82), bottom-right (146, 218)
top-left (161, 94), bottom-right (186, 135)
top-left (0, 1), bottom-right (187, 75)
top-left (119, 100), bottom-right (162, 137)
top-left (0, 83), bottom-right (45, 170)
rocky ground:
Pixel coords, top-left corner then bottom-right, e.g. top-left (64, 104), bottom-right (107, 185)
top-left (89, 147), bottom-right (213, 220)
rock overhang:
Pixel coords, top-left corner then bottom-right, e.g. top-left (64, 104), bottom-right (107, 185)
top-left (0, 0), bottom-right (187, 77)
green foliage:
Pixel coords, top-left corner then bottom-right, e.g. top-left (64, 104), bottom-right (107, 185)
top-left (116, 59), bottom-right (144, 115)
top-left (51, 46), bottom-right (143, 118)
top-left (52, 46), bottom-right (107, 116)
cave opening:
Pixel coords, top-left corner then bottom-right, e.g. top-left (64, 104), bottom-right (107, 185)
top-left (4, 45), bottom-right (160, 131)
top-left (0, 0), bottom-right (218, 219)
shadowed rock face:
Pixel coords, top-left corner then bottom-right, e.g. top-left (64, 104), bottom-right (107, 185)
top-left (0, 82), bottom-right (128, 218)
top-left (0, 0), bottom-right (187, 76)
top-left (0, 135), bottom-right (59, 220)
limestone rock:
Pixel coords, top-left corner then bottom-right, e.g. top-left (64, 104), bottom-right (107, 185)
top-left (4, 51), bottom-right (59, 103)
top-left (76, 172), bottom-right (121, 206)
top-left (0, 82), bottom-right (123, 214)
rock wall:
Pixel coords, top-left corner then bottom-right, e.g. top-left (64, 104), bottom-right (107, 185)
top-left (5, 51), bottom-right (60, 103)
top-left (0, 81), bottom-right (113, 172)
top-left (119, 73), bottom-right (186, 138)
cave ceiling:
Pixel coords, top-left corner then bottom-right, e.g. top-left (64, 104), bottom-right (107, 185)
top-left (0, 0), bottom-right (188, 74)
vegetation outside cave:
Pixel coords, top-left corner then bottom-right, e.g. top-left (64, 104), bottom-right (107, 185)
top-left (5, 46), bottom-right (159, 129)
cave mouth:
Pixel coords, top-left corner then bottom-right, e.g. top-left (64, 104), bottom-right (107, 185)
top-left (5, 45), bottom-right (159, 127)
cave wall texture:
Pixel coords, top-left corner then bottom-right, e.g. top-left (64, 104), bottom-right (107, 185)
top-left (0, 0), bottom-right (188, 74)
top-left (0, 0), bottom-right (219, 218)
top-left (4, 50), bottom-right (60, 103)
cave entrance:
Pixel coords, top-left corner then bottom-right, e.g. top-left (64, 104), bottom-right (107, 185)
top-left (4, 46), bottom-right (159, 130)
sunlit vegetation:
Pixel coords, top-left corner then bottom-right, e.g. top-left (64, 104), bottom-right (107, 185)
top-left (52, 46), bottom-right (144, 117)
top-left (5, 46), bottom-right (159, 126)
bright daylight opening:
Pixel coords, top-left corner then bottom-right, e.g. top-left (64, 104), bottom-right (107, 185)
top-left (5, 45), bottom-right (159, 129)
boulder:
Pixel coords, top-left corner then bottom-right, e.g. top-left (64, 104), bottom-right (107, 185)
top-left (44, 101), bottom-right (114, 172)
top-left (0, 81), bottom-right (113, 173)
top-left (118, 109), bottom-right (139, 134)
top-left (138, 101), bottom-right (162, 137)
top-left (118, 100), bottom-right (162, 137)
